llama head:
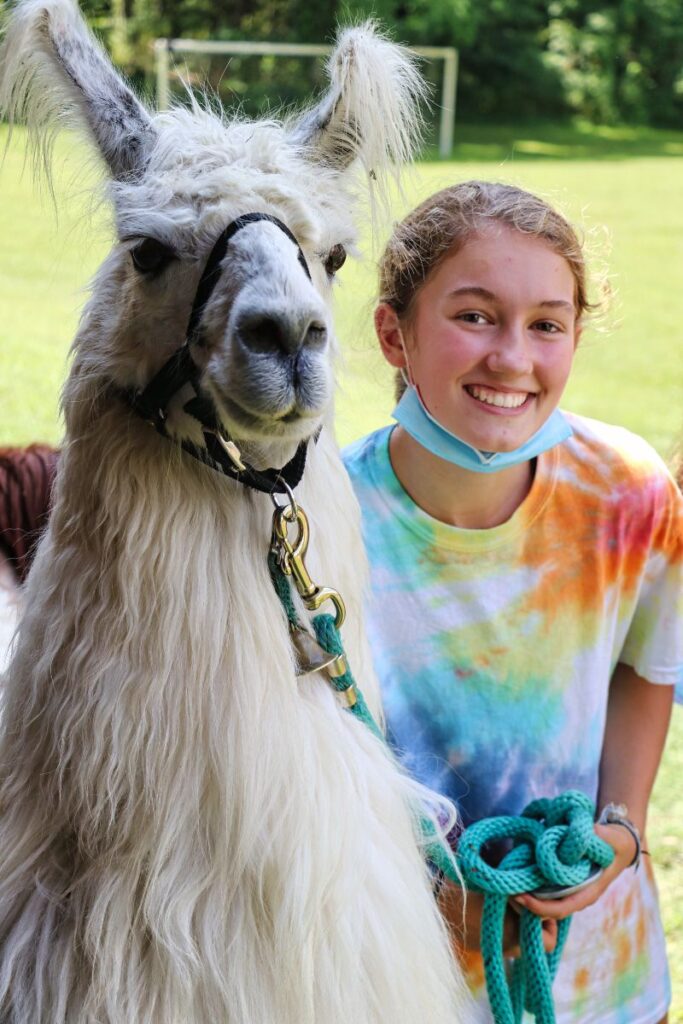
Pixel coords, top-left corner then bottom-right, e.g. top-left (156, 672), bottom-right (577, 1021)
top-left (0, 0), bottom-right (426, 454)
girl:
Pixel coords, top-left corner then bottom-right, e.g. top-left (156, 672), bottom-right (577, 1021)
top-left (343, 181), bottom-right (682, 1023)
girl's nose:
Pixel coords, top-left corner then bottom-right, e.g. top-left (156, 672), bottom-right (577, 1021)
top-left (485, 326), bottom-right (533, 376)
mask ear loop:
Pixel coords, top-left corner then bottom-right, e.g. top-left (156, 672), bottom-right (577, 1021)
top-left (396, 325), bottom-right (416, 390)
top-left (397, 326), bottom-right (431, 407)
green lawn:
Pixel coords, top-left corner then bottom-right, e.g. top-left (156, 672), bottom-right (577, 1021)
top-left (1, 120), bottom-right (682, 1016)
top-left (650, 707), bottom-right (683, 1022)
top-left (1, 121), bottom-right (682, 456)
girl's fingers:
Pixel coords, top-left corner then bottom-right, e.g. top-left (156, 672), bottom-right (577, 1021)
top-left (512, 822), bottom-right (634, 922)
top-left (541, 918), bottom-right (559, 952)
top-left (515, 894), bottom-right (579, 919)
top-left (515, 876), bottom-right (608, 919)
top-left (506, 904), bottom-right (558, 950)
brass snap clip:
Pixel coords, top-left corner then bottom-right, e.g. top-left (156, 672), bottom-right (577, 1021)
top-left (271, 501), bottom-right (346, 629)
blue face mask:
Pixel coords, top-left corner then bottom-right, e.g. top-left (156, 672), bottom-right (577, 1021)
top-left (392, 385), bottom-right (572, 474)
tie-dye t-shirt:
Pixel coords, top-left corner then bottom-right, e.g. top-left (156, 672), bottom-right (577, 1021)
top-left (343, 413), bottom-right (682, 1024)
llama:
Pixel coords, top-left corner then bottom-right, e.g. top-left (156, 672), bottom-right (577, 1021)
top-left (0, 2), bottom-right (469, 1021)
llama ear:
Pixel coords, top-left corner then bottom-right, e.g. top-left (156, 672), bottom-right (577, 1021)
top-left (0, 0), bottom-right (155, 182)
top-left (290, 23), bottom-right (427, 185)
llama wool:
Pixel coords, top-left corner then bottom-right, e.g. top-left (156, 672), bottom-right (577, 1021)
top-left (0, 2), bottom-right (470, 1021)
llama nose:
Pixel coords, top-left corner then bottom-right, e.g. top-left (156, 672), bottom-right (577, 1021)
top-left (237, 312), bottom-right (327, 355)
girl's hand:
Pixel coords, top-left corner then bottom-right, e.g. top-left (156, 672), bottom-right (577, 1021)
top-left (440, 883), bottom-right (559, 957)
top-left (511, 822), bottom-right (638, 921)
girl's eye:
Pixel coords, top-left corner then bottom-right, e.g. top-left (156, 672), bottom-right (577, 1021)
top-left (534, 320), bottom-right (562, 334)
top-left (131, 238), bottom-right (176, 275)
top-left (457, 311), bottom-right (489, 325)
top-left (324, 243), bottom-right (347, 276)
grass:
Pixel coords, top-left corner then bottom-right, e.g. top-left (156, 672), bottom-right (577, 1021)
top-left (0, 119), bottom-right (682, 1015)
top-left (650, 708), bottom-right (683, 1022)
top-left (423, 118), bottom-right (683, 163)
top-left (2, 120), bottom-right (683, 457)
top-left (0, 129), bottom-right (112, 443)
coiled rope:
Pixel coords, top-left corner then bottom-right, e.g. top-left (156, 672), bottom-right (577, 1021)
top-left (456, 792), bottom-right (614, 1023)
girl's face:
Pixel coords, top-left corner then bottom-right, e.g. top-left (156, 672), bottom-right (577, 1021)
top-left (379, 224), bottom-right (581, 454)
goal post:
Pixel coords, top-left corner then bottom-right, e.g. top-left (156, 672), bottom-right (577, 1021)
top-left (153, 38), bottom-right (458, 159)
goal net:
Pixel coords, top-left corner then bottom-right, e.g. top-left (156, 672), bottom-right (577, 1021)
top-left (154, 38), bottom-right (458, 158)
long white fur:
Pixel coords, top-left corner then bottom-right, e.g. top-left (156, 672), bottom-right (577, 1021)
top-left (290, 21), bottom-right (429, 215)
top-left (0, 2), bottom-right (469, 1021)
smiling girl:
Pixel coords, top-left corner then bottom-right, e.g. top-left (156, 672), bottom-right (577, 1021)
top-left (343, 181), bottom-right (682, 1023)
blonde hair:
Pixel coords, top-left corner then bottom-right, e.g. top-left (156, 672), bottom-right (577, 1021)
top-left (379, 181), bottom-right (598, 397)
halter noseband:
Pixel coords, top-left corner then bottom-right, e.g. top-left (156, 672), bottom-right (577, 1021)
top-left (121, 213), bottom-right (314, 495)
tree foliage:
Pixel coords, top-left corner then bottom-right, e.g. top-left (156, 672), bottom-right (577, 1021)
top-left (76, 0), bottom-right (683, 128)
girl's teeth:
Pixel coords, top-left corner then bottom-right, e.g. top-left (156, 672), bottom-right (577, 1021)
top-left (467, 385), bottom-right (528, 409)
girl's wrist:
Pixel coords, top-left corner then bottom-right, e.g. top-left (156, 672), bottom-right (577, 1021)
top-left (597, 803), bottom-right (642, 869)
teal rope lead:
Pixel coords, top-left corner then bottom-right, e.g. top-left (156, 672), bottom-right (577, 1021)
top-left (311, 613), bottom-right (461, 887)
top-left (268, 549), bottom-right (300, 629)
top-left (456, 792), bottom-right (614, 1023)
top-left (270, 560), bottom-right (614, 1024)
top-left (312, 609), bottom-right (615, 1024)
top-left (312, 612), bottom-right (384, 742)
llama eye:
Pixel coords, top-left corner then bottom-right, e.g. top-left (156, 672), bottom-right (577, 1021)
top-left (131, 238), bottom-right (175, 274)
top-left (324, 243), bottom-right (347, 276)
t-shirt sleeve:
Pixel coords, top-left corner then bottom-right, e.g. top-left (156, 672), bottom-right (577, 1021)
top-left (619, 466), bottom-right (683, 686)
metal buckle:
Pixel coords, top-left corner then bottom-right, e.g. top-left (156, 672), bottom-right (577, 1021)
top-left (289, 626), bottom-right (340, 676)
top-left (271, 502), bottom-right (346, 628)
top-left (270, 477), bottom-right (298, 515)
top-left (531, 866), bottom-right (604, 901)
top-left (213, 432), bottom-right (247, 472)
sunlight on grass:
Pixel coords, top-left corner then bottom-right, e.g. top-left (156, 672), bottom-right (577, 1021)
top-left (650, 706), bottom-right (683, 1022)
top-left (0, 127), bottom-right (110, 443)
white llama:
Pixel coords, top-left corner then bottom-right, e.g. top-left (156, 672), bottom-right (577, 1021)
top-left (0, 2), bottom-right (469, 1022)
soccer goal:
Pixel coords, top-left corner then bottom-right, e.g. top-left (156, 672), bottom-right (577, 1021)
top-left (153, 38), bottom-right (458, 159)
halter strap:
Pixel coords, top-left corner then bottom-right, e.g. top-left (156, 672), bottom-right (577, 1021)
top-left (187, 212), bottom-right (311, 346)
top-left (119, 212), bottom-right (315, 495)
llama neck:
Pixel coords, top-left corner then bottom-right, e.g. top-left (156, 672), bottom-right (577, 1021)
top-left (1, 409), bottom-right (465, 1024)
top-left (14, 411), bottom-right (308, 836)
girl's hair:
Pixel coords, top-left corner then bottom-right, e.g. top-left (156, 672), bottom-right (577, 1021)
top-left (673, 441), bottom-right (683, 492)
top-left (379, 180), bottom-right (598, 399)
top-left (380, 180), bottom-right (596, 320)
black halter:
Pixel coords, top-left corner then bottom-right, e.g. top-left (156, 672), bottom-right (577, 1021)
top-left (121, 213), bottom-right (315, 495)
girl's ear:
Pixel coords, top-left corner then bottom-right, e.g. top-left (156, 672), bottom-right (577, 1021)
top-left (573, 320), bottom-right (583, 349)
top-left (375, 303), bottom-right (408, 370)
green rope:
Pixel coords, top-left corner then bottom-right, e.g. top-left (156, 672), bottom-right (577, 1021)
top-left (456, 792), bottom-right (614, 1023)
top-left (310, 613), bottom-right (458, 879)
top-left (270, 562), bottom-right (615, 1024)
top-left (312, 612), bottom-right (384, 743)
top-left (268, 549), bottom-right (301, 629)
